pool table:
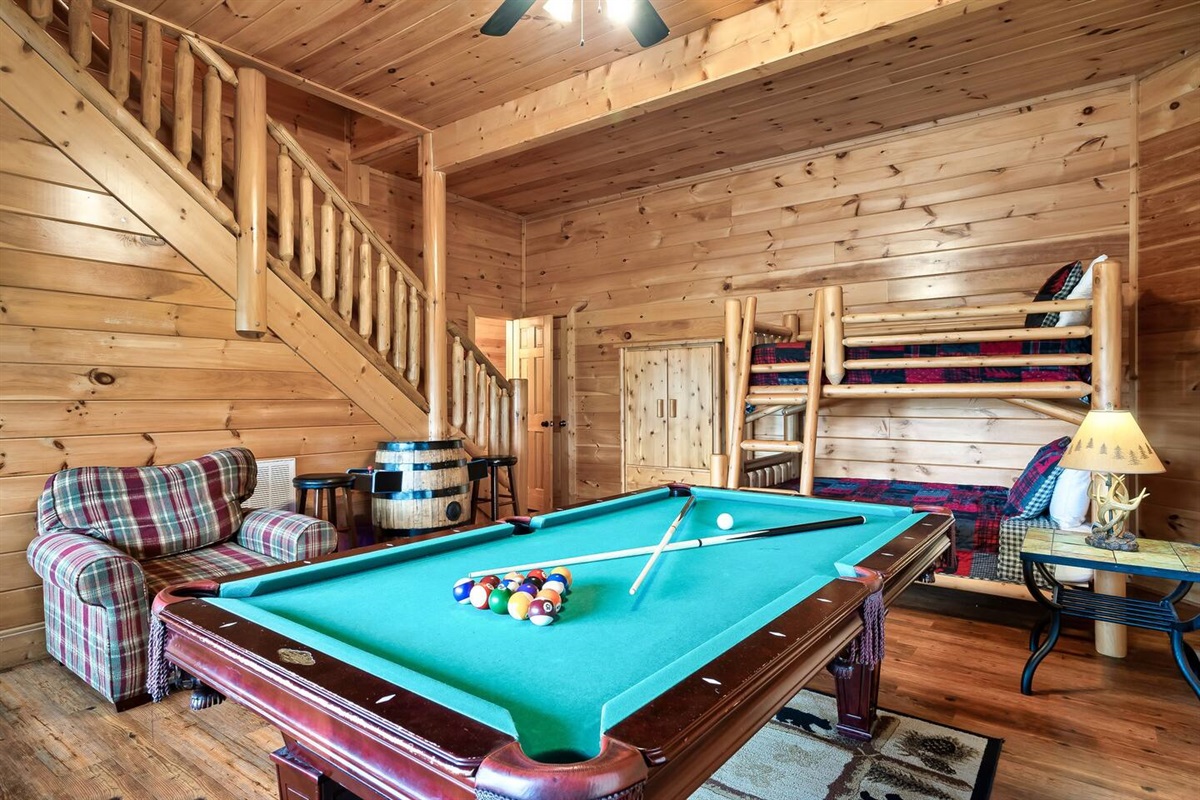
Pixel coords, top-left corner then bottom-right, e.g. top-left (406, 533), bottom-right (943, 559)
top-left (153, 484), bottom-right (951, 800)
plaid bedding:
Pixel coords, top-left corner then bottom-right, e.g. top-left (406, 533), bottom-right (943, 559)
top-left (751, 339), bottom-right (1090, 386)
top-left (777, 477), bottom-right (1012, 581)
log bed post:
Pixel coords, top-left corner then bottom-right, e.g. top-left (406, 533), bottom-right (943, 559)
top-left (726, 296), bottom-right (757, 488)
top-left (1091, 257), bottom-right (1127, 658)
top-left (824, 285), bottom-right (845, 385)
top-left (422, 134), bottom-right (449, 439)
top-left (798, 291), bottom-right (827, 495)
top-left (234, 67), bottom-right (267, 336)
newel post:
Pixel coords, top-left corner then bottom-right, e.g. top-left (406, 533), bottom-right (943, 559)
top-left (422, 133), bottom-right (449, 438)
top-left (235, 67), bottom-right (267, 336)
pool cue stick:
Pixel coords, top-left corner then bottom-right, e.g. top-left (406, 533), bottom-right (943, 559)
top-left (467, 514), bottom-right (868, 578)
top-left (628, 496), bottom-right (695, 595)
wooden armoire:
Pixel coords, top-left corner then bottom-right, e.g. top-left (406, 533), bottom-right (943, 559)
top-left (620, 341), bottom-right (723, 490)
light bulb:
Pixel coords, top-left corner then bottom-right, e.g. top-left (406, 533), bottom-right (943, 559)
top-left (544, 0), bottom-right (573, 23)
top-left (606, 0), bottom-right (634, 24)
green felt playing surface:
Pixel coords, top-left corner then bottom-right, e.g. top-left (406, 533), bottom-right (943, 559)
top-left (209, 487), bottom-right (919, 762)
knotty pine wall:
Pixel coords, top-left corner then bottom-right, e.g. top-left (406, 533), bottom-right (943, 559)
top-left (526, 84), bottom-right (1135, 500)
top-left (1135, 52), bottom-right (1200, 548)
top-left (0, 99), bottom-right (388, 668)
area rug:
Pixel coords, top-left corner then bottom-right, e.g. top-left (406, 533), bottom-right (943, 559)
top-left (692, 691), bottom-right (1002, 800)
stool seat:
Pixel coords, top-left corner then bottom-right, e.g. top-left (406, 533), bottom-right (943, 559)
top-left (293, 473), bottom-right (357, 550)
top-left (293, 473), bottom-right (356, 490)
top-left (482, 455), bottom-right (518, 468)
top-left (469, 455), bottom-right (520, 523)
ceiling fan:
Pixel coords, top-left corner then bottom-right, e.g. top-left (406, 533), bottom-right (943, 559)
top-left (482, 0), bottom-right (670, 48)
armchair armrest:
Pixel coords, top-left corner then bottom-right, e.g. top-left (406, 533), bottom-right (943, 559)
top-left (26, 531), bottom-right (147, 607)
top-left (237, 509), bottom-right (336, 562)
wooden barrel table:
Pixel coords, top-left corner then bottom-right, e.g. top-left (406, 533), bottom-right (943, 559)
top-left (372, 440), bottom-right (470, 536)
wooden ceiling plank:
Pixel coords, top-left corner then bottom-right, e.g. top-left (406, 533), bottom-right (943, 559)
top-left (432, 0), bottom-right (994, 172)
top-left (287, 0), bottom-right (471, 87)
top-left (456, 18), bottom-right (1178, 213)
top-left (253, 0), bottom-right (405, 67)
top-left (376, 0), bottom-right (760, 128)
top-left (222, 1), bottom-right (357, 54)
top-left (119, 0), bottom-right (224, 30)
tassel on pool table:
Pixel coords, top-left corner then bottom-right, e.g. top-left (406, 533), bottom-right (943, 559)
top-left (847, 590), bottom-right (886, 665)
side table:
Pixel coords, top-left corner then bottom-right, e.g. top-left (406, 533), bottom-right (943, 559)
top-left (1019, 528), bottom-right (1200, 700)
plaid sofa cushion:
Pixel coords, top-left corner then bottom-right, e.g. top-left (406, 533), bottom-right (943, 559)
top-left (141, 541), bottom-right (281, 597)
top-left (1004, 437), bottom-right (1070, 519)
top-left (38, 448), bottom-right (257, 560)
top-left (238, 508), bottom-right (336, 562)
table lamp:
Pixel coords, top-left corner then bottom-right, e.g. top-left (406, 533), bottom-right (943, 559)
top-left (1058, 407), bottom-right (1164, 551)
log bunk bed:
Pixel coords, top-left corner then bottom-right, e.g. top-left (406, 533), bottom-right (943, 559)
top-left (719, 257), bottom-right (1122, 594)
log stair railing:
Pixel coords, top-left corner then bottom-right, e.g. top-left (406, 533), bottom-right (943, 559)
top-left (13, 0), bottom-right (528, 460)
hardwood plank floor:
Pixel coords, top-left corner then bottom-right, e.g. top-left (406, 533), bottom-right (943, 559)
top-left (0, 586), bottom-right (1196, 800)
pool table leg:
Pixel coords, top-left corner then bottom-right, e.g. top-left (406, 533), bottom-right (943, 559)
top-left (827, 655), bottom-right (880, 740)
top-left (271, 745), bottom-right (355, 800)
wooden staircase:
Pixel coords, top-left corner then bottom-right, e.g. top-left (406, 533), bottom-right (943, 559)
top-left (3, 0), bottom-right (525, 483)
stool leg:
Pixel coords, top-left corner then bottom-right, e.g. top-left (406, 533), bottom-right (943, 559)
top-left (470, 475), bottom-right (480, 525)
top-left (490, 467), bottom-right (500, 521)
top-left (506, 465), bottom-right (520, 517)
top-left (340, 486), bottom-right (359, 548)
top-left (297, 488), bottom-right (309, 516)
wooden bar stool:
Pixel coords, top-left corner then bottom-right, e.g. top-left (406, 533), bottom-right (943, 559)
top-left (470, 455), bottom-right (519, 523)
top-left (293, 473), bottom-right (356, 551)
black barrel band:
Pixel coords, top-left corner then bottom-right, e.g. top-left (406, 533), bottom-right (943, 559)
top-left (373, 458), bottom-right (467, 472)
top-left (377, 439), bottom-right (464, 452)
top-left (373, 485), bottom-right (470, 500)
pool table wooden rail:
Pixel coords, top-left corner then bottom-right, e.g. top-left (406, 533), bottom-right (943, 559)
top-left (153, 504), bottom-right (952, 800)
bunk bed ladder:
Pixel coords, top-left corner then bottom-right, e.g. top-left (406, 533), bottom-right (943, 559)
top-left (724, 295), bottom-right (824, 494)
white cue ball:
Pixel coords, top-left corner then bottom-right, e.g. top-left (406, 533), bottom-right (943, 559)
top-left (716, 512), bottom-right (734, 530)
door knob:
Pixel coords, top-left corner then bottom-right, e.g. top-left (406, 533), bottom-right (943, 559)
top-left (540, 420), bottom-right (552, 428)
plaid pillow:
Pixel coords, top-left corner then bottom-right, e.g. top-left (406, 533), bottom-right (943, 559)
top-left (1025, 261), bottom-right (1084, 328)
top-left (38, 448), bottom-right (257, 560)
top-left (1004, 436), bottom-right (1071, 518)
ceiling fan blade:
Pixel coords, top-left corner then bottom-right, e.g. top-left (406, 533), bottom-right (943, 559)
top-left (628, 0), bottom-right (669, 47)
top-left (481, 0), bottom-right (537, 37)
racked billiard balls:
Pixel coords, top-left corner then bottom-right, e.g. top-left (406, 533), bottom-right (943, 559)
top-left (488, 587), bottom-right (513, 615)
top-left (452, 578), bottom-right (475, 604)
top-left (469, 583), bottom-right (493, 610)
top-left (527, 598), bottom-right (557, 627)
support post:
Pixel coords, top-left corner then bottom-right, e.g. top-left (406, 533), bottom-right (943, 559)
top-left (234, 67), bottom-right (267, 335)
top-left (511, 378), bottom-right (529, 517)
top-left (1091, 258), bottom-right (1127, 658)
top-left (422, 134), bottom-right (449, 439)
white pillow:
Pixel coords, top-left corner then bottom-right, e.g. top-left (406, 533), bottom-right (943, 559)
top-left (1056, 254), bottom-right (1106, 327)
top-left (1050, 468), bottom-right (1091, 527)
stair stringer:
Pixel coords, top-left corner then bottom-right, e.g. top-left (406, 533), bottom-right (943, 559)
top-left (0, 15), bottom-right (427, 441)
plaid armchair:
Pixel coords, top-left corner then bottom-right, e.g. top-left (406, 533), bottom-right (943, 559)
top-left (26, 447), bottom-right (336, 709)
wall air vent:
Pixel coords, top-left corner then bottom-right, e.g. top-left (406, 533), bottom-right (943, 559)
top-left (245, 457), bottom-right (296, 511)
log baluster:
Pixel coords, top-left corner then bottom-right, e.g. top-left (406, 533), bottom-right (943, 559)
top-left (406, 284), bottom-right (421, 386)
top-left (277, 148), bottom-right (294, 264)
top-left (499, 388), bottom-right (512, 456)
top-left (357, 239), bottom-right (373, 338)
top-left (172, 38), bottom-right (194, 165)
top-left (68, 0), bottom-right (92, 68)
top-left (140, 20), bottom-right (162, 138)
top-left (337, 216), bottom-right (354, 322)
top-left (476, 367), bottom-right (489, 446)
top-left (319, 197), bottom-right (336, 302)
top-left (107, 5), bottom-right (130, 106)
top-left (29, 0), bottom-right (52, 28)
top-left (464, 351), bottom-right (478, 440)
top-left (299, 171), bottom-right (315, 282)
top-left (489, 377), bottom-right (502, 455)
top-left (201, 69), bottom-right (222, 196)
top-left (376, 254), bottom-right (391, 356)
top-left (392, 278), bottom-right (408, 374)
top-left (451, 337), bottom-right (466, 430)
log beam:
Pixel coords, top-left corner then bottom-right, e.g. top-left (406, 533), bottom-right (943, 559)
top-left (234, 67), bottom-right (267, 335)
top-left (433, 0), bottom-right (987, 171)
top-left (423, 133), bottom-right (449, 439)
